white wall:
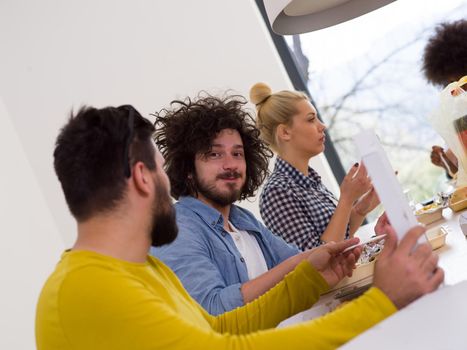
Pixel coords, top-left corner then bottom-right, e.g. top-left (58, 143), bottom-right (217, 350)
top-left (0, 1), bottom-right (338, 348)
top-left (0, 100), bottom-right (64, 350)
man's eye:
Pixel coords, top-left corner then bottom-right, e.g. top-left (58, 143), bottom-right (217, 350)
top-left (208, 152), bottom-right (221, 159)
top-left (233, 152), bottom-right (244, 158)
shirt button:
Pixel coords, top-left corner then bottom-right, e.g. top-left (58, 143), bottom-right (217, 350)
top-left (221, 232), bottom-right (226, 237)
top-left (240, 257), bottom-right (245, 263)
top-left (234, 234), bottom-right (240, 241)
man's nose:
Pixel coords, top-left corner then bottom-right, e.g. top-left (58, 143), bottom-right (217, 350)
top-left (222, 154), bottom-right (239, 170)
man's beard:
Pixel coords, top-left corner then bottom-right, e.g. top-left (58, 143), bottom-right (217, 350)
top-left (194, 170), bottom-right (243, 207)
top-left (150, 177), bottom-right (178, 247)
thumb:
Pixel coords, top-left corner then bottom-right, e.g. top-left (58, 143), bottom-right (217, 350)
top-left (379, 225), bottom-right (398, 260)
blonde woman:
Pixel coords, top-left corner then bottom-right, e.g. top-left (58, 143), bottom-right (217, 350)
top-left (250, 83), bottom-right (379, 251)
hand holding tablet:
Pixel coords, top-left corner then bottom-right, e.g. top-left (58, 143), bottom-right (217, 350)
top-left (353, 130), bottom-right (426, 244)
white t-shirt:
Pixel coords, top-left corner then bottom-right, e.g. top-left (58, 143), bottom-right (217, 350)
top-left (228, 222), bottom-right (268, 280)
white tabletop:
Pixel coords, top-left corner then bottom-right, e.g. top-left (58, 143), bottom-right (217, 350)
top-left (279, 208), bottom-right (467, 349)
top-left (426, 208), bottom-right (467, 285)
top-left (341, 208), bottom-right (467, 349)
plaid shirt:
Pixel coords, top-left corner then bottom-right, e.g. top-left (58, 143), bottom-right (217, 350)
top-left (260, 157), bottom-right (349, 251)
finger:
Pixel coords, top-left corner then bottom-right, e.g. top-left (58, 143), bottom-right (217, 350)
top-left (398, 226), bottom-right (426, 256)
top-left (358, 163), bottom-right (368, 178)
top-left (327, 237), bottom-right (360, 255)
top-left (346, 163), bottom-right (360, 178)
top-left (351, 246), bottom-right (363, 261)
top-left (375, 212), bottom-right (388, 226)
top-left (378, 225), bottom-right (398, 259)
top-left (431, 156), bottom-right (441, 164)
top-left (345, 253), bottom-right (357, 275)
top-left (367, 187), bottom-right (380, 206)
top-left (343, 249), bottom-right (357, 266)
top-left (353, 165), bottom-right (368, 181)
top-left (427, 267), bottom-right (445, 291)
top-left (421, 253), bottom-right (439, 273)
top-left (375, 214), bottom-right (391, 235)
top-left (410, 243), bottom-right (433, 265)
top-left (336, 252), bottom-right (355, 278)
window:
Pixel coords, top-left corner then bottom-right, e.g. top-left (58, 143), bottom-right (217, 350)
top-left (257, 0), bottom-right (467, 220)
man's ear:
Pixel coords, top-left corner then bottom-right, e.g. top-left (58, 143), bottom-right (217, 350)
top-left (132, 162), bottom-right (152, 196)
top-left (276, 123), bottom-right (291, 142)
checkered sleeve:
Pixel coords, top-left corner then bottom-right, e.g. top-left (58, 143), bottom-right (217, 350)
top-left (260, 185), bottom-right (323, 251)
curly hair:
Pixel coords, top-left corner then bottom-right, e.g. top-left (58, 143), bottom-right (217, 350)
top-left (153, 93), bottom-right (273, 200)
top-left (422, 19), bottom-right (467, 86)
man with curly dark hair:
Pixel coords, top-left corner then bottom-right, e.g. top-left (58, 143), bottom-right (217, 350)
top-left (423, 19), bottom-right (466, 176)
top-left (150, 93), bottom-right (324, 315)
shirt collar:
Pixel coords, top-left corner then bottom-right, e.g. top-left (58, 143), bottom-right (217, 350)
top-left (177, 196), bottom-right (260, 232)
top-left (177, 196), bottom-right (223, 227)
top-left (274, 157), bottom-right (321, 189)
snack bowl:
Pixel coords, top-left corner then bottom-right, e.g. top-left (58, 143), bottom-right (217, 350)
top-left (330, 240), bottom-right (383, 292)
top-left (415, 204), bottom-right (443, 225)
top-left (426, 226), bottom-right (448, 250)
top-left (330, 226), bottom-right (448, 293)
top-left (449, 187), bottom-right (467, 212)
top-left (330, 259), bottom-right (375, 292)
top-left (449, 197), bottom-right (467, 212)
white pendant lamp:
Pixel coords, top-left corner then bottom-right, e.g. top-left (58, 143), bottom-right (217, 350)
top-left (263, 0), bottom-right (396, 34)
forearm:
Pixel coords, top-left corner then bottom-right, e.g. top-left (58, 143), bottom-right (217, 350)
top-left (349, 208), bottom-right (366, 235)
top-left (235, 287), bottom-right (396, 350)
top-left (213, 261), bottom-right (328, 334)
top-left (241, 252), bottom-right (307, 304)
top-left (320, 198), bottom-right (353, 242)
top-left (209, 286), bottom-right (396, 349)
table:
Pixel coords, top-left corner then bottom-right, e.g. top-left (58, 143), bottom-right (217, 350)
top-left (279, 208), bottom-right (467, 332)
top-left (341, 208), bottom-right (467, 349)
top-left (425, 208), bottom-right (467, 285)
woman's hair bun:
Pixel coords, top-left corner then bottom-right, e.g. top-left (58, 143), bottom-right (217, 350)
top-left (249, 82), bottom-right (272, 105)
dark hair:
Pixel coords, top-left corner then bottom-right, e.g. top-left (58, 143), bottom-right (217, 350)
top-left (423, 19), bottom-right (467, 86)
top-left (54, 105), bottom-right (156, 221)
top-left (153, 93), bottom-right (273, 200)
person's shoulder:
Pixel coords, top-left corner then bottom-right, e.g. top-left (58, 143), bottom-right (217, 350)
top-left (231, 205), bottom-right (269, 232)
top-left (174, 202), bottom-right (206, 232)
top-left (174, 200), bottom-right (196, 217)
top-left (44, 252), bottom-right (133, 299)
top-left (152, 203), bottom-right (211, 260)
top-left (262, 172), bottom-right (294, 201)
top-left (232, 204), bottom-right (258, 221)
top-left (265, 169), bottom-right (294, 190)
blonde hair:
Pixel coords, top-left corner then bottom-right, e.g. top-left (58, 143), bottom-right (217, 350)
top-left (249, 82), bottom-right (308, 151)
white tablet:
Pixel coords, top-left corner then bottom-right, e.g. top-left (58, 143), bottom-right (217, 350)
top-left (353, 130), bottom-right (426, 243)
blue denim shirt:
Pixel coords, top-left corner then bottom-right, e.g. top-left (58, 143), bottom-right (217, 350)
top-left (151, 196), bottom-right (299, 315)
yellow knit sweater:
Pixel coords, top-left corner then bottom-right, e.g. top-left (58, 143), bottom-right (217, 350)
top-left (36, 250), bottom-right (396, 349)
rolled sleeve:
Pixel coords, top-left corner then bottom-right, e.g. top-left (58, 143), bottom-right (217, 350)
top-left (214, 283), bottom-right (244, 314)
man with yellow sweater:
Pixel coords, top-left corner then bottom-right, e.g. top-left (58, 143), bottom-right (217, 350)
top-left (36, 105), bottom-right (444, 349)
